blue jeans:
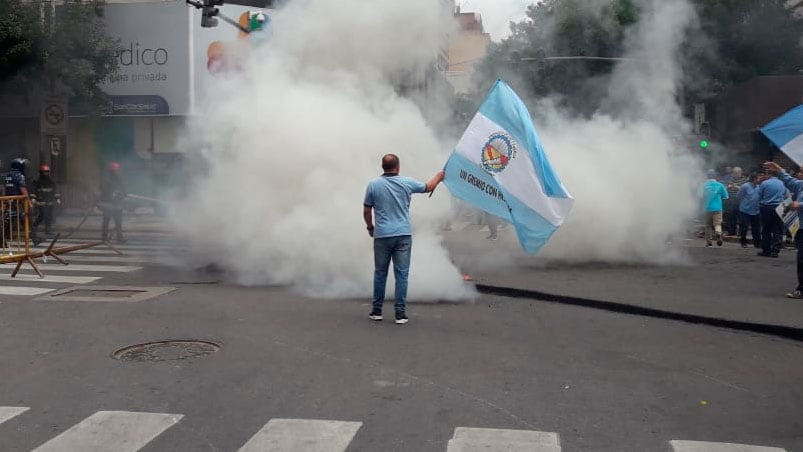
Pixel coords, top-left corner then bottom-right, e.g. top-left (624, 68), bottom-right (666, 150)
top-left (372, 235), bottom-right (412, 314)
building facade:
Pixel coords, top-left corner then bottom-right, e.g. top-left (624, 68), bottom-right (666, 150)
top-left (445, 6), bottom-right (491, 95)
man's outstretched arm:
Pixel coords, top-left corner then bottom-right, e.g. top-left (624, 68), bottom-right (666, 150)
top-left (425, 170), bottom-right (445, 193)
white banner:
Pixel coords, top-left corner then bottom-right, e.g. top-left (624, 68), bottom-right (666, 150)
top-left (99, 2), bottom-right (192, 115)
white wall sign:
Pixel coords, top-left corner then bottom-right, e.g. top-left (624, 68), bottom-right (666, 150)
top-left (100, 2), bottom-right (192, 116)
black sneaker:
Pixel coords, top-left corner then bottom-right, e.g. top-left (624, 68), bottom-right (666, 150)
top-left (706, 241), bottom-right (713, 248)
top-left (716, 234), bottom-right (723, 246)
top-left (395, 313), bottom-right (408, 324)
top-left (786, 289), bottom-right (803, 299)
top-left (741, 243), bottom-right (748, 248)
top-left (369, 310), bottom-right (382, 321)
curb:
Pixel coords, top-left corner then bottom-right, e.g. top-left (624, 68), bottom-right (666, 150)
top-left (476, 284), bottom-right (803, 343)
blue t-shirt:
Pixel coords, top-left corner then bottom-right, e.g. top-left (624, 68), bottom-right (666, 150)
top-left (700, 179), bottom-right (728, 212)
top-left (758, 177), bottom-right (786, 206)
top-left (736, 182), bottom-right (759, 215)
top-left (364, 174), bottom-right (427, 238)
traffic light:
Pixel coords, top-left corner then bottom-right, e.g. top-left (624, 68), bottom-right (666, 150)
top-left (699, 139), bottom-right (709, 150)
top-left (249, 11), bottom-right (267, 31)
top-left (201, 0), bottom-right (223, 27)
top-left (237, 10), bottom-right (270, 39)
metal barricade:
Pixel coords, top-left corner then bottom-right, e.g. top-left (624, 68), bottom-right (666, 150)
top-left (1, 194), bottom-right (117, 278)
top-left (1, 195), bottom-right (31, 258)
top-left (0, 195), bottom-right (42, 277)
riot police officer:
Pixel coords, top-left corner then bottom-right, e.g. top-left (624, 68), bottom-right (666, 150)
top-left (2, 158), bottom-right (32, 248)
top-left (99, 161), bottom-right (126, 243)
top-left (30, 164), bottom-right (61, 245)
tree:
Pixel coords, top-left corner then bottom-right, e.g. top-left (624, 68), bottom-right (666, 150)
top-left (470, 0), bottom-right (639, 115)
top-left (0, 0), bottom-right (40, 83)
top-left (0, 0), bottom-right (119, 104)
top-left (686, 0), bottom-right (803, 96)
top-left (471, 0), bottom-right (803, 115)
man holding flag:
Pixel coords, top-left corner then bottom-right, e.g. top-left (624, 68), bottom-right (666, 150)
top-left (363, 154), bottom-right (444, 324)
top-left (363, 80), bottom-right (571, 325)
top-left (443, 79), bottom-right (573, 253)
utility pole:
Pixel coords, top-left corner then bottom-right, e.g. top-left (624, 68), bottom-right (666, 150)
top-left (186, 0), bottom-right (274, 31)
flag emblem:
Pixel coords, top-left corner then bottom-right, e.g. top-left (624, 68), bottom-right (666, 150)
top-left (481, 133), bottom-right (517, 174)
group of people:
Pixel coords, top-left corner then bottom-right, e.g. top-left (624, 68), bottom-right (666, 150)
top-left (2, 158), bottom-right (60, 247)
top-left (1, 158), bottom-right (128, 245)
top-left (701, 163), bottom-right (803, 299)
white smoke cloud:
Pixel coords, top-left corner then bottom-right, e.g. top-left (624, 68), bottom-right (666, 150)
top-left (177, 0), bottom-right (704, 298)
top-left (539, 0), bottom-right (701, 263)
top-left (462, 0), bottom-right (531, 41)
top-left (177, 0), bottom-right (475, 300)
top-left (460, 0), bottom-right (703, 264)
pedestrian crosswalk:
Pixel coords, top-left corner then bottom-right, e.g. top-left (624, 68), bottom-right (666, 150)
top-left (31, 411), bottom-right (183, 452)
top-left (0, 406), bottom-right (28, 424)
top-left (237, 419), bottom-right (363, 452)
top-left (447, 427), bottom-right (561, 452)
top-left (0, 234), bottom-right (188, 299)
top-left (0, 406), bottom-right (789, 451)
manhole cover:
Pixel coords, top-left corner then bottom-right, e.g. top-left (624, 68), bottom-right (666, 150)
top-left (112, 340), bottom-right (221, 362)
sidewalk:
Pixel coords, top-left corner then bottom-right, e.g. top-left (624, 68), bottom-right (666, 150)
top-left (444, 227), bottom-right (803, 331)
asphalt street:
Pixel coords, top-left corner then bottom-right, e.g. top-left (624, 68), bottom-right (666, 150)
top-left (0, 216), bottom-right (801, 452)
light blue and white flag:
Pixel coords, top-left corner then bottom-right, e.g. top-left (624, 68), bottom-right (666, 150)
top-left (762, 104), bottom-right (803, 165)
top-left (443, 79), bottom-right (573, 254)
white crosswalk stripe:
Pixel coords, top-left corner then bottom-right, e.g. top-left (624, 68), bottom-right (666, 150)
top-left (670, 440), bottom-right (787, 452)
top-left (237, 419), bottom-right (363, 452)
top-left (0, 406), bottom-right (29, 425)
top-left (0, 274), bottom-right (102, 284)
top-left (0, 264), bottom-right (142, 273)
top-left (447, 427), bottom-right (561, 452)
top-left (0, 407), bottom-right (791, 451)
top-left (45, 255), bottom-right (165, 264)
top-left (0, 286), bottom-right (56, 296)
top-left (30, 410), bottom-right (183, 452)
top-left (0, 231), bottom-right (190, 297)
top-left (36, 241), bottom-right (186, 252)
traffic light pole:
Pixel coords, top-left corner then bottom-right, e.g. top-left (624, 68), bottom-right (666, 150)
top-left (186, 0), bottom-right (249, 32)
top-left (217, 11), bottom-right (251, 33)
top-left (186, 0), bottom-right (273, 31)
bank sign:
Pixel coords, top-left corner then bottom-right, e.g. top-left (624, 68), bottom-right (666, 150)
top-left (99, 2), bottom-right (191, 116)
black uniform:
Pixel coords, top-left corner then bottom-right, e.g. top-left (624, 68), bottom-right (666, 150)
top-left (99, 171), bottom-right (126, 242)
top-left (30, 173), bottom-right (60, 243)
top-left (2, 170), bottom-right (26, 247)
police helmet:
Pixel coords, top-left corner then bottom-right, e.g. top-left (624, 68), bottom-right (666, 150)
top-left (10, 158), bottom-right (28, 172)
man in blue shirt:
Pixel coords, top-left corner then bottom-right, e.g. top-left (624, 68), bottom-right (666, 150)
top-left (757, 168), bottom-right (788, 257)
top-left (736, 173), bottom-right (761, 248)
top-left (699, 170), bottom-right (728, 247)
top-left (363, 154), bottom-right (444, 324)
top-left (763, 161), bottom-right (803, 298)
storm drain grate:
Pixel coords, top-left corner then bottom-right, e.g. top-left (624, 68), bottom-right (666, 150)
top-left (112, 340), bottom-right (221, 362)
top-left (37, 286), bottom-right (176, 302)
top-left (54, 289), bottom-right (146, 298)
